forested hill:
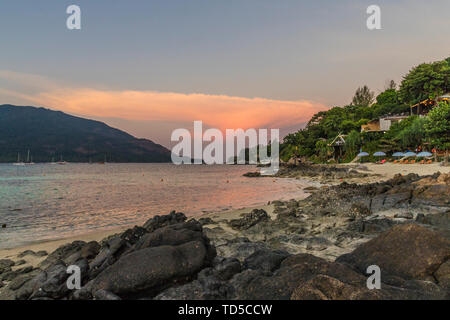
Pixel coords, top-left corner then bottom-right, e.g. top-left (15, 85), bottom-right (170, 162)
top-left (0, 105), bottom-right (171, 163)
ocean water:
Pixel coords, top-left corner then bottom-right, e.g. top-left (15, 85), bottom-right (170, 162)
top-left (0, 163), bottom-right (314, 249)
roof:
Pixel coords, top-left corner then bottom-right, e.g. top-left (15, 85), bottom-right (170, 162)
top-left (328, 133), bottom-right (347, 146)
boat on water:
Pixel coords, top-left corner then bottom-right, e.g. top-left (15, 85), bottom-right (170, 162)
top-left (13, 153), bottom-right (25, 166)
top-left (26, 150), bottom-right (35, 165)
top-left (57, 155), bottom-right (68, 165)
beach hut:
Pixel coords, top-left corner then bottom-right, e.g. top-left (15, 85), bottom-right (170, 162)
top-left (328, 133), bottom-right (347, 161)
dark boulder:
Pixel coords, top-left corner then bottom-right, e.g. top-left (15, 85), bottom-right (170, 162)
top-left (337, 224), bottom-right (450, 281)
top-left (91, 240), bottom-right (216, 298)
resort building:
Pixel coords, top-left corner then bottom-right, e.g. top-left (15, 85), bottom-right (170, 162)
top-left (361, 114), bottom-right (409, 133)
top-left (410, 93), bottom-right (450, 116)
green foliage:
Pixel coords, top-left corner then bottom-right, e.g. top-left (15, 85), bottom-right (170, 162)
top-left (281, 57), bottom-right (449, 163)
top-left (399, 58), bottom-right (450, 104)
top-left (396, 117), bottom-right (426, 148)
top-left (315, 140), bottom-right (331, 162)
top-left (352, 85), bottom-right (375, 107)
top-left (376, 89), bottom-right (398, 105)
top-left (344, 130), bottom-right (361, 158)
top-left (424, 102), bottom-right (450, 150)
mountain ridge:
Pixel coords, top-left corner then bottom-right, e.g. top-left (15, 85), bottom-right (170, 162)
top-left (0, 104), bottom-right (171, 163)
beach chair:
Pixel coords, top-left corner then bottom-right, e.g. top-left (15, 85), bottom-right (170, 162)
top-left (419, 160), bottom-right (425, 164)
top-left (403, 160), bottom-right (409, 164)
top-left (426, 160), bottom-right (432, 164)
top-left (393, 160), bottom-right (398, 164)
top-left (410, 160), bottom-right (415, 164)
top-left (380, 159), bottom-right (386, 164)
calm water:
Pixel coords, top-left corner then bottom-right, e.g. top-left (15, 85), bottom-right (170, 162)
top-left (0, 163), bottom-right (314, 249)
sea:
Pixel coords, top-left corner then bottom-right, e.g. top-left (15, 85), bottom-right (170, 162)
top-left (0, 163), bottom-right (316, 249)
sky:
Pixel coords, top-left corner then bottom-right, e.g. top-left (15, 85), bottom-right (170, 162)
top-left (0, 0), bottom-right (449, 148)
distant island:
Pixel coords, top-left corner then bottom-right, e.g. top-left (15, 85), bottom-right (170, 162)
top-left (0, 105), bottom-right (171, 163)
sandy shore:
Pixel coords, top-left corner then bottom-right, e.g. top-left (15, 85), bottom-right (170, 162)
top-left (0, 227), bottom-right (128, 269)
top-left (1, 161), bottom-right (447, 268)
top-left (342, 162), bottom-right (450, 183)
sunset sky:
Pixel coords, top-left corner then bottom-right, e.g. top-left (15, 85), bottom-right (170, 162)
top-left (1, 0), bottom-right (449, 147)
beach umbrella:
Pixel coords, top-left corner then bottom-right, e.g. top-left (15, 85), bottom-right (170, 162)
top-left (416, 151), bottom-right (433, 157)
top-left (357, 152), bottom-right (369, 157)
top-left (403, 152), bottom-right (417, 157)
top-left (373, 151), bottom-right (386, 157)
top-left (392, 152), bottom-right (404, 157)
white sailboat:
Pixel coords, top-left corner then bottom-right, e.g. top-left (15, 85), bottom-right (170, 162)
top-left (26, 149), bottom-right (35, 165)
top-left (13, 153), bottom-right (25, 166)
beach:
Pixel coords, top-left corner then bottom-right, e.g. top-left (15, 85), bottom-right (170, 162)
top-left (1, 162), bottom-right (449, 300)
top-left (1, 162), bottom-right (448, 264)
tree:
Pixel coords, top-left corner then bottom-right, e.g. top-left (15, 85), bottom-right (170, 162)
top-left (424, 102), bottom-right (450, 161)
top-left (396, 117), bottom-right (426, 148)
top-left (385, 79), bottom-right (397, 90)
top-left (352, 85), bottom-right (375, 107)
top-left (315, 140), bottom-right (331, 162)
top-left (399, 58), bottom-right (450, 104)
top-left (344, 130), bottom-right (361, 158)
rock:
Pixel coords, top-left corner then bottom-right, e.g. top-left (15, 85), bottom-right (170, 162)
top-left (17, 250), bottom-right (48, 259)
top-left (212, 258), bottom-right (242, 281)
top-left (347, 218), bottom-right (398, 234)
top-left (198, 218), bottom-right (215, 226)
top-left (243, 249), bottom-right (290, 272)
top-left (228, 209), bottom-right (270, 231)
top-left (94, 289), bottom-right (121, 300)
top-left (80, 241), bottom-right (100, 260)
top-left (0, 259), bottom-right (15, 274)
top-left (30, 263), bottom-right (70, 299)
top-left (1, 266), bottom-right (33, 281)
top-left (91, 240), bottom-right (216, 298)
top-left (336, 224), bottom-right (450, 281)
top-left (290, 275), bottom-right (381, 300)
top-left (143, 211), bottom-right (187, 232)
top-left (394, 211), bottom-right (414, 219)
top-left (243, 172), bottom-right (261, 177)
top-left (39, 241), bottom-right (85, 269)
top-left (72, 287), bottom-right (93, 300)
top-left (15, 259), bottom-right (26, 266)
top-left (134, 220), bottom-right (204, 250)
top-left (434, 260), bottom-right (450, 290)
top-left (230, 253), bottom-right (365, 300)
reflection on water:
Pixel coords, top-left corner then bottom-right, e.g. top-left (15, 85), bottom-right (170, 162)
top-left (0, 163), bottom-right (314, 248)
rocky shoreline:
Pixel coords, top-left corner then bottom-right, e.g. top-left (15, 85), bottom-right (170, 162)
top-left (0, 172), bottom-right (449, 300)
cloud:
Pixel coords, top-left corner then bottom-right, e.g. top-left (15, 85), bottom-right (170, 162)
top-left (0, 70), bottom-right (328, 132)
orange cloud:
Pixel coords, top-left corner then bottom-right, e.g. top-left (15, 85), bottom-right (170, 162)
top-left (29, 89), bottom-right (327, 130)
top-left (0, 70), bottom-right (328, 131)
